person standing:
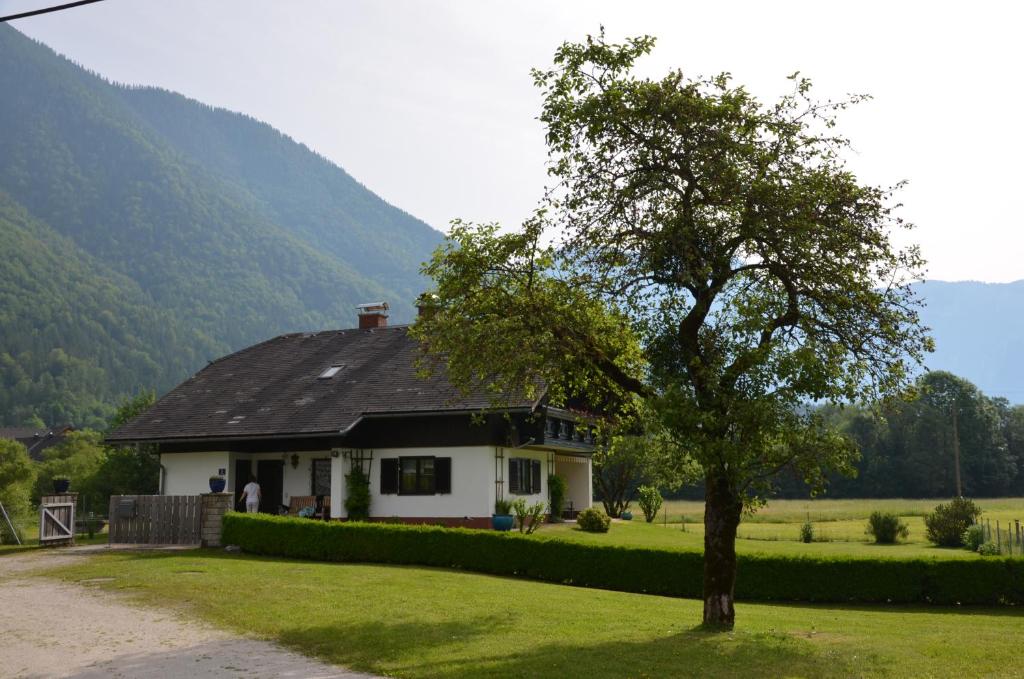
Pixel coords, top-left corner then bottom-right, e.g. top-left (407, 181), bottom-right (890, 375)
top-left (239, 474), bottom-right (261, 513)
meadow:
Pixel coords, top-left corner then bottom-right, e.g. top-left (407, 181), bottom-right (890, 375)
top-left (540, 497), bottom-right (1024, 560)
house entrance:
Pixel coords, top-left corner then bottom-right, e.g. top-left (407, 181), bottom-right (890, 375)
top-left (257, 460), bottom-right (284, 513)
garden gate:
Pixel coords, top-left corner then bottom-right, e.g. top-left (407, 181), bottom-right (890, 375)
top-left (39, 493), bottom-right (76, 546)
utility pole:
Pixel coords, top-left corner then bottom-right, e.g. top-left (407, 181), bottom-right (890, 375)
top-left (951, 404), bottom-right (963, 497)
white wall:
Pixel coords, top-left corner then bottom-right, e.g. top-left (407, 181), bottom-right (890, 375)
top-left (555, 456), bottom-right (593, 513)
top-left (160, 451), bottom-right (230, 495)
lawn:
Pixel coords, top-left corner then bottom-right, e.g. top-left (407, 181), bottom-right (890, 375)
top-left (538, 497), bottom-right (1024, 560)
top-left (34, 549), bottom-right (1024, 679)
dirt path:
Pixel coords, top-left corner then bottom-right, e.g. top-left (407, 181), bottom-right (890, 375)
top-left (0, 547), bottom-right (378, 679)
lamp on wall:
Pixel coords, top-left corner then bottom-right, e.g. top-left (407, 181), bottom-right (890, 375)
top-left (290, 453), bottom-right (300, 469)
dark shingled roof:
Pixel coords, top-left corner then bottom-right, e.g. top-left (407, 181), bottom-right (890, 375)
top-left (108, 326), bottom-right (538, 443)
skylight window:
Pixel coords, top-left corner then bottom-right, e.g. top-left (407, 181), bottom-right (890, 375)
top-left (318, 365), bottom-right (344, 379)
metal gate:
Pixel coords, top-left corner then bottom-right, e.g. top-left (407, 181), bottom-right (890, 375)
top-left (39, 498), bottom-right (75, 545)
top-left (107, 495), bottom-right (201, 545)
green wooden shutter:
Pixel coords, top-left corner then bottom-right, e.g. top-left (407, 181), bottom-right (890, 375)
top-left (380, 458), bottom-right (399, 494)
top-left (509, 458), bottom-right (520, 494)
top-left (435, 457), bottom-right (452, 494)
top-left (531, 459), bottom-right (541, 495)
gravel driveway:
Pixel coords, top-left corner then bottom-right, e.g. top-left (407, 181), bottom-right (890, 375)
top-left (0, 546), bottom-right (378, 679)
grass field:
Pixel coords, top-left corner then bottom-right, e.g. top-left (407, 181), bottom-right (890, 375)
top-left (31, 549), bottom-right (1024, 679)
top-left (538, 497), bottom-right (1024, 560)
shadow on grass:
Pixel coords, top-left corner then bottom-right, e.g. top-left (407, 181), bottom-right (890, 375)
top-left (274, 620), bottom-right (858, 679)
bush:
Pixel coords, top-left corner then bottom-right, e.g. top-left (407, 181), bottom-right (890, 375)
top-left (866, 512), bottom-right (910, 544)
top-left (577, 508), bottom-right (611, 533)
top-left (978, 541), bottom-right (1000, 557)
top-left (223, 513), bottom-right (1024, 606)
top-left (799, 521), bottom-right (814, 543)
top-left (637, 485), bottom-right (663, 523)
top-left (344, 467), bottom-right (371, 521)
top-left (547, 474), bottom-right (567, 522)
top-left (963, 524), bottom-right (986, 552)
top-left (511, 498), bottom-right (545, 534)
top-left (494, 498), bottom-right (513, 515)
top-left (925, 498), bottom-right (982, 547)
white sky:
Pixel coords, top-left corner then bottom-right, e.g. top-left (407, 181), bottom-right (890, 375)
top-left (6, 0), bottom-right (1023, 282)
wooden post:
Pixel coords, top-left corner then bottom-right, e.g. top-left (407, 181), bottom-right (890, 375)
top-left (951, 405), bottom-right (963, 497)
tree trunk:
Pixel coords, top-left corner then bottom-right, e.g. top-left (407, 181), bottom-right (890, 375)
top-left (703, 470), bottom-right (743, 628)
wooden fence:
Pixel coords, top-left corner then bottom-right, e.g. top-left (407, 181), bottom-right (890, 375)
top-left (107, 495), bottom-right (201, 545)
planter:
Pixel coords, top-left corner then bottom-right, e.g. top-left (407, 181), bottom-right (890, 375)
top-left (52, 478), bottom-right (70, 493)
top-left (209, 477), bottom-right (227, 493)
top-left (491, 514), bottom-right (514, 531)
top-left (621, 511), bottom-right (633, 521)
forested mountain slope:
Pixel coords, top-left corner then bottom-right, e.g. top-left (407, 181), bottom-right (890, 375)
top-left (0, 25), bottom-right (441, 426)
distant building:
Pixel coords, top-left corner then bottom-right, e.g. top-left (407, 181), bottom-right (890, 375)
top-left (0, 424), bottom-right (74, 461)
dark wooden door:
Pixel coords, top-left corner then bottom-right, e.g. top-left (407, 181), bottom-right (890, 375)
top-left (234, 459), bottom-right (251, 510)
top-left (257, 460), bottom-right (284, 514)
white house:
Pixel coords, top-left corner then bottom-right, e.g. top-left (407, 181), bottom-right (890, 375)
top-left (107, 303), bottom-right (594, 527)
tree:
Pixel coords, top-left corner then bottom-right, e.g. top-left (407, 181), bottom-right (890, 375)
top-left (0, 438), bottom-right (36, 536)
top-left (413, 33), bottom-right (929, 627)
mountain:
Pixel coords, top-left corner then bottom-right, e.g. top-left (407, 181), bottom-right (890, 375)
top-left (916, 280), bottom-right (1024, 402)
top-left (0, 25), bottom-right (442, 427)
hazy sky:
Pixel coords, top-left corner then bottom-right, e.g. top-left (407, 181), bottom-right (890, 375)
top-left (6, 0), bottom-right (1022, 282)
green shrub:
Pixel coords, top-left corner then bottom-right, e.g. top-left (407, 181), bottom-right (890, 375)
top-left (637, 485), bottom-right (663, 523)
top-left (223, 513), bottom-right (1024, 606)
top-left (577, 508), bottom-right (611, 533)
top-left (494, 498), bottom-right (513, 515)
top-left (799, 521), bottom-right (814, 543)
top-left (547, 474), bottom-right (567, 522)
top-left (866, 511), bottom-right (910, 544)
top-left (925, 498), bottom-right (981, 547)
top-left (978, 541), bottom-right (1000, 557)
top-left (963, 524), bottom-right (986, 552)
top-left (511, 498), bottom-right (546, 534)
top-left (343, 466), bottom-right (371, 521)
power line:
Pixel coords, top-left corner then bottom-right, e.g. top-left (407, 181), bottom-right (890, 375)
top-left (0, 0), bottom-right (106, 23)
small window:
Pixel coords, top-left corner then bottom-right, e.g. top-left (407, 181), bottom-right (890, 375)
top-left (400, 456), bottom-right (436, 495)
top-left (311, 459), bottom-right (331, 496)
top-left (318, 365), bottom-right (344, 379)
top-left (509, 457), bottom-right (542, 495)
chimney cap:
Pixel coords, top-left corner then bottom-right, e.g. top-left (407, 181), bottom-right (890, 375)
top-left (356, 301), bottom-right (389, 314)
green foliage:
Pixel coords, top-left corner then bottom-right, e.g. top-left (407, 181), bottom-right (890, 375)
top-left (866, 512), bottom-right (909, 544)
top-left (799, 521), bottom-right (815, 544)
top-left (925, 498), bottom-right (982, 547)
top-left (494, 498), bottom-right (513, 515)
top-left (963, 525), bottom-right (986, 552)
top-left (35, 430), bottom-right (108, 511)
top-left (637, 485), bottom-right (663, 523)
top-left (547, 474), bottom-right (567, 522)
top-left (344, 466), bottom-right (371, 521)
top-left (577, 508), bottom-right (611, 533)
top-left (978, 542), bottom-right (1000, 557)
top-left (0, 438), bottom-right (35, 542)
top-left (0, 25), bottom-right (441, 426)
top-left (511, 498), bottom-right (545, 534)
top-left (223, 513), bottom-right (1024, 605)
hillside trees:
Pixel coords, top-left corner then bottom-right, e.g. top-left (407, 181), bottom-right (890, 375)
top-left (414, 33), bottom-right (929, 627)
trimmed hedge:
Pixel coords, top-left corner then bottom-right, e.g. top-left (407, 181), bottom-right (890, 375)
top-left (223, 513), bottom-right (1024, 606)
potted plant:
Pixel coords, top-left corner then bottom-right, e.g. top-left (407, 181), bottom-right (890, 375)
top-left (52, 475), bottom-right (70, 493)
top-left (209, 475), bottom-right (227, 493)
top-left (492, 498), bottom-right (514, 531)
top-left (621, 510), bottom-right (633, 521)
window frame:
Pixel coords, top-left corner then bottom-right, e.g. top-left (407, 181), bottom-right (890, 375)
top-left (310, 457), bottom-right (331, 496)
top-left (398, 456), bottom-right (436, 496)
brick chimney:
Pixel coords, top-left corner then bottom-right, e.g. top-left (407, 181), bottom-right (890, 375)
top-left (357, 302), bottom-right (389, 329)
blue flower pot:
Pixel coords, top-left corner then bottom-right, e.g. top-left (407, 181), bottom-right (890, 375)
top-left (621, 511), bottom-right (633, 521)
top-left (209, 477), bottom-right (227, 493)
top-left (492, 514), bottom-right (514, 531)
top-left (52, 479), bottom-right (70, 494)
